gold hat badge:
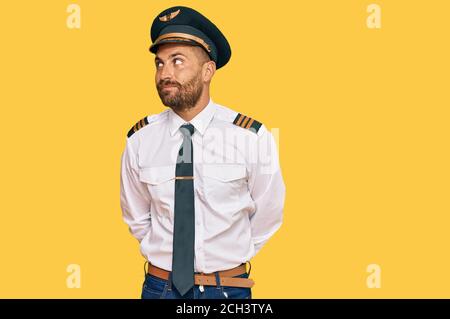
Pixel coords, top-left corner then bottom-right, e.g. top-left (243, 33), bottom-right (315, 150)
top-left (159, 9), bottom-right (181, 22)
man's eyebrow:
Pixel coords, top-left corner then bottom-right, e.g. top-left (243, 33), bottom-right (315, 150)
top-left (155, 52), bottom-right (188, 62)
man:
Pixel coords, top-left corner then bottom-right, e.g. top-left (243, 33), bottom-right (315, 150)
top-left (120, 6), bottom-right (286, 299)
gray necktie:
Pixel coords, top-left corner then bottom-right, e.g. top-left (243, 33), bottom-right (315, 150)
top-left (171, 123), bottom-right (195, 296)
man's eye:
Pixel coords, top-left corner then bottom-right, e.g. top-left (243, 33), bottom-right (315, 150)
top-left (156, 62), bottom-right (163, 68)
top-left (174, 58), bottom-right (183, 65)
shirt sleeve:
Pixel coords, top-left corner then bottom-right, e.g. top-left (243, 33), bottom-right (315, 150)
top-left (247, 128), bottom-right (286, 256)
top-left (120, 138), bottom-right (152, 243)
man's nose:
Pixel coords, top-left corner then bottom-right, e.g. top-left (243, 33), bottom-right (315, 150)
top-left (159, 63), bottom-right (174, 80)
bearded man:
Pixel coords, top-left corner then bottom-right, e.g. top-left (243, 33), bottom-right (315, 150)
top-left (120, 6), bottom-right (286, 299)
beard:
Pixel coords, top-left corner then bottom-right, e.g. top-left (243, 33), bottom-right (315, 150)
top-left (157, 72), bottom-right (204, 112)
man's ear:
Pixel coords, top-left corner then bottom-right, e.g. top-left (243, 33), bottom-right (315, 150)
top-left (203, 60), bottom-right (216, 83)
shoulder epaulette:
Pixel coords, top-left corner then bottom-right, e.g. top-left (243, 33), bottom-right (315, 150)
top-left (127, 116), bottom-right (149, 138)
top-left (232, 113), bottom-right (262, 134)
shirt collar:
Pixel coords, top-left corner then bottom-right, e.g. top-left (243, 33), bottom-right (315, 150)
top-left (168, 98), bottom-right (216, 137)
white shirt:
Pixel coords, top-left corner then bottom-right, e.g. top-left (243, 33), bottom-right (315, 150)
top-left (120, 98), bottom-right (286, 273)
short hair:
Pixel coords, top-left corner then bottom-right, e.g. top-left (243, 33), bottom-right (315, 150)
top-left (191, 45), bottom-right (212, 66)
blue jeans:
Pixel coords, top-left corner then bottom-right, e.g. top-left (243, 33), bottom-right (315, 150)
top-left (141, 271), bottom-right (252, 299)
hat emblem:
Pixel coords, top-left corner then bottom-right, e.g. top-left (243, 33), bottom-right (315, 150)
top-left (159, 9), bottom-right (180, 22)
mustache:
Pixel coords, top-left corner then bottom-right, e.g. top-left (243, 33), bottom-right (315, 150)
top-left (158, 80), bottom-right (181, 89)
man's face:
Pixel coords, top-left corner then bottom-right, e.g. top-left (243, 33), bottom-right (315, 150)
top-left (155, 43), bottom-right (208, 111)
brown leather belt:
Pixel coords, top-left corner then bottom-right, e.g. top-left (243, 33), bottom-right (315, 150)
top-left (147, 263), bottom-right (255, 288)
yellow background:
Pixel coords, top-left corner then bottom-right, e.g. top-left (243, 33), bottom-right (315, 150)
top-left (1, 0), bottom-right (449, 298)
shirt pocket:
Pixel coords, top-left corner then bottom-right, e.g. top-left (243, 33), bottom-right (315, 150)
top-left (201, 164), bottom-right (247, 212)
top-left (139, 165), bottom-right (175, 220)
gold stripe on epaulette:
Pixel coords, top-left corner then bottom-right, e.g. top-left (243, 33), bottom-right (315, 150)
top-left (232, 113), bottom-right (262, 134)
top-left (128, 116), bottom-right (150, 138)
top-left (245, 118), bottom-right (255, 129)
top-left (236, 115), bottom-right (245, 126)
top-left (240, 117), bottom-right (249, 128)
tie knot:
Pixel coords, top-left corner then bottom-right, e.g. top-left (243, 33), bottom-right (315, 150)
top-left (180, 123), bottom-right (195, 136)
